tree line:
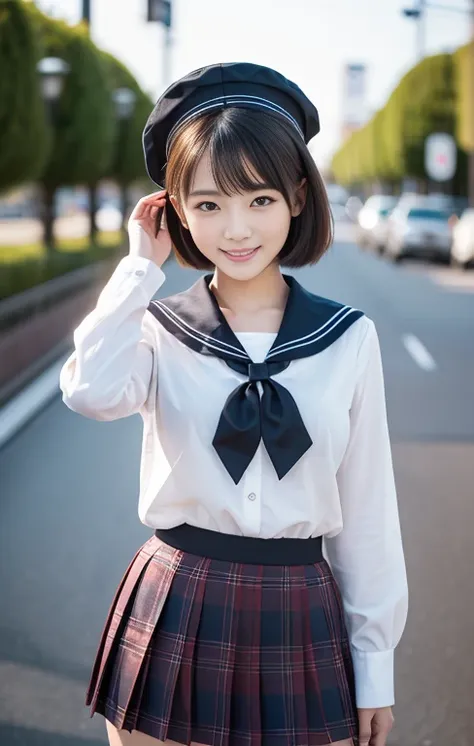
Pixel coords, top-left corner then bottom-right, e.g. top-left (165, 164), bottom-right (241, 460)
top-left (1, 0), bottom-right (154, 250)
top-left (331, 43), bottom-right (474, 196)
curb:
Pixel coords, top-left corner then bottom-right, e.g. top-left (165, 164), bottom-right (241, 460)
top-left (0, 353), bottom-right (70, 450)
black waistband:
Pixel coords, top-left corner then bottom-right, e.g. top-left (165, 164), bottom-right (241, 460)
top-left (154, 524), bottom-right (324, 566)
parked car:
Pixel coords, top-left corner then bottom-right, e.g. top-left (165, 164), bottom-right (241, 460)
top-left (385, 205), bottom-right (453, 262)
top-left (357, 195), bottom-right (398, 253)
top-left (450, 208), bottom-right (474, 269)
top-left (329, 201), bottom-right (350, 222)
top-left (424, 193), bottom-right (468, 218)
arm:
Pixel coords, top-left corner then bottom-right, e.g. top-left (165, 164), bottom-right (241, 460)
top-left (323, 318), bottom-right (409, 709)
top-left (59, 255), bottom-right (165, 420)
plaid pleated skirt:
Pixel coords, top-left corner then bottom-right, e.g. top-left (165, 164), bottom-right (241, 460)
top-left (86, 524), bottom-right (358, 745)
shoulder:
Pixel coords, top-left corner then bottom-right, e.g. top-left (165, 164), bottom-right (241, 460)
top-left (302, 285), bottom-right (372, 344)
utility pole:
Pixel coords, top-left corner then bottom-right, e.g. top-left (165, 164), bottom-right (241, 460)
top-left (81, 0), bottom-right (98, 242)
top-left (402, 0), bottom-right (426, 60)
top-left (147, 1), bottom-right (173, 92)
top-left (82, 0), bottom-right (91, 26)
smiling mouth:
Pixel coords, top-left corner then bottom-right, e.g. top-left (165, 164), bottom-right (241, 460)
top-left (221, 247), bottom-right (260, 258)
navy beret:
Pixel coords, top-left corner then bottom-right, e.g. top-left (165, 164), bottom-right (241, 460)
top-left (143, 62), bottom-right (320, 187)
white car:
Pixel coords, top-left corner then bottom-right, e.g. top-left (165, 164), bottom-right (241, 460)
top-left (385, 205), bottom-right (453, 262)
top-left (357, 195), bottom-right (398, 253)
top-left (451, 208), bottom-right (474, 269)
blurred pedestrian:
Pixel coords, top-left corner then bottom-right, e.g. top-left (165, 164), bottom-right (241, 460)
top-left (60, 62), bottom-right (408, 746)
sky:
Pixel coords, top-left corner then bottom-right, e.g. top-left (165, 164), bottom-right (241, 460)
top-left (35, 0), bottom-right (473, 169)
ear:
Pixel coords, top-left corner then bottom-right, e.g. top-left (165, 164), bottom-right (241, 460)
top-left (169, 194), bottom-right (189, 229)
top-left (291, 178), bottom-right (307, 217)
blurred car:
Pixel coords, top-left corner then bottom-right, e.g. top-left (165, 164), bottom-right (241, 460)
top-left (385, 205), bottom-right (453, 263)
top-left (450, 208), bottom-right (474, 269)
top-left (330, 202), bottom-right (351, 222)
top-left (325, 183), bottom-right (350, 206)
top-left (356, 195), bottom-right (398, 253)
top-left (424, 193), bottom-right (468, 218)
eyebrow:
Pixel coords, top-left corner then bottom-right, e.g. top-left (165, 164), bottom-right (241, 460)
top-left (188, 189), bottom-right (222, 197)
top-left (188, 183), bottom-right (275, 198)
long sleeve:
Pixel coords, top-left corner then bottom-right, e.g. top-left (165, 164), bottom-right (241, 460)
top-left (59, 255), bottom-right (165, 420)
top-left (323, 318), bottom-right (408, 709)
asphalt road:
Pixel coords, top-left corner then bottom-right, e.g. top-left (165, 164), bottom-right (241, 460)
top-left (1, 224), bottom-right (474, 746)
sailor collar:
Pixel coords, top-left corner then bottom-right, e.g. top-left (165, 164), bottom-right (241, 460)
top-left (148, 273), bottom-right (364, 484)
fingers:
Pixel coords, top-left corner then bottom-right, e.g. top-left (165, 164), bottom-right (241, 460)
top-left (357, 708), bottom-right (393, 746)
top-left (134, 192), bottom-right (167, 221)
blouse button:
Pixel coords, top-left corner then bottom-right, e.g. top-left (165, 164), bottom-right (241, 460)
top-left (135, 269), bottom-right (145, 277)
top-left (247, 492), bottom-right (257, 501)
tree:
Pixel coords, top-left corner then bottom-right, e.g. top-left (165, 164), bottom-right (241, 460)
top-left (331, 51), bottom-right (467, 195)
top-left (101, 51), bottom-right (154, 227)
top-left (0, 0), bottom-right (49, 193)
top-left (26, 5), bottom-right (115, 250)
top-left (454, 39), bottom-right (474, 202)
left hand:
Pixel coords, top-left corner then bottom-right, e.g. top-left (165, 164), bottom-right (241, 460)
top-left (358, 707), bottom-right (394, 746)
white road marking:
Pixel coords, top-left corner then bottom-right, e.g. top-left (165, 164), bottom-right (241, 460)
top-left (0, 355), bottom-right (69, 449)
top-left (402, 334), bottom-right (437, 371)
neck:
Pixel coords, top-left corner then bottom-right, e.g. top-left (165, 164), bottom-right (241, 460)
top-left (209, 263), bottom-right (289, 316)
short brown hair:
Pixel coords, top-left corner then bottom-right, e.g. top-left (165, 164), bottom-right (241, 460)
top-left (161, 107), bottom-right (333, 269)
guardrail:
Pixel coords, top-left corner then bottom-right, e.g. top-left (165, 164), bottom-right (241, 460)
top-left (0, 259), bottom-right (117, 332)
top-left (0, 256), bottom-right (120, 407)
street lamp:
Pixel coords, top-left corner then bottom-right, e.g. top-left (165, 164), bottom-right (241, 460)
top-left (37, 57), bottom-right (70, 106)
top-left (402, 1), bottom-right (473, 60)
top-left (36, 57), bottom-right (70, 250)
top-left (147, 0), bottom-right (173, 91)
top-left (112, 87), bottom-right (137, 229)
top-left (112, 87), bottom-right (137, 121)
top-left (402, 0), bottom-right (426, 60)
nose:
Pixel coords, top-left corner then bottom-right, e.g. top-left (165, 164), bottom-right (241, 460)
top-left (223, 207), bottom-right (253, 242)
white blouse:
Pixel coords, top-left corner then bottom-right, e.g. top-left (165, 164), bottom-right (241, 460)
top-left (59, 254), bottom-right (408, 710)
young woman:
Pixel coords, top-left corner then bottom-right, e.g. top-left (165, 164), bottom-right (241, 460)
top-left (60, 63), bottom-right (408, 746)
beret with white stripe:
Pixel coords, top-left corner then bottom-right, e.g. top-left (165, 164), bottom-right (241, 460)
top-left (142, 62), bottom-right (320, 187)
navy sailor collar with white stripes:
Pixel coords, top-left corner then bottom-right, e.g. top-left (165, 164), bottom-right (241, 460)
top-left (148, 273), bottom-right (364, 484)
top-left (149, 273), bottom-right (363, 363)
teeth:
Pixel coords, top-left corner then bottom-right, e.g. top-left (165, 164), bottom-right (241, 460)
top-left (226, 249), bottom-right (256, 256)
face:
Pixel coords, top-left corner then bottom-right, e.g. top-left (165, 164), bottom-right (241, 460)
top-left (170, 149), bottom-right (306, 281)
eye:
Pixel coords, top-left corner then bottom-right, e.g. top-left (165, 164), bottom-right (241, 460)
top-left (253, 196), bottom-right (275, 207)
top-left (196, 201), bottom-right (219, 212)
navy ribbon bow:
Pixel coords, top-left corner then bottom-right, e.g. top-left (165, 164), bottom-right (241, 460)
top-left (212, 359), bottom-right (312, 484)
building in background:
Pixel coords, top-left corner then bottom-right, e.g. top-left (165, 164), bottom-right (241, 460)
top-left (340, 62), bottom-right (368, 142)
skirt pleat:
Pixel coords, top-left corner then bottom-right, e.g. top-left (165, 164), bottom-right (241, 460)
top-left (167, 556), bottom-right (210, 744)
top-left (87, 535), bottom-right (358, 746)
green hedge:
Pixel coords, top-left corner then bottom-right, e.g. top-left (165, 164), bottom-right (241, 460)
top-left (0, 241), bottom-right (124, 301)
top-left (0, 0), bottom-right (50, 192)
top-left (454, 40), bottom-right (474, 153)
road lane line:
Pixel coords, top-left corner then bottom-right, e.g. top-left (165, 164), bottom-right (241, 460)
top-left (0, 354), bottom-right (69, 449)
top-left (402, 334), bottom-right (437, 371)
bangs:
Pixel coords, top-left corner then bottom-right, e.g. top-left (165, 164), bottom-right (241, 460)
top-left (173, 109), bottom-right (303, 205)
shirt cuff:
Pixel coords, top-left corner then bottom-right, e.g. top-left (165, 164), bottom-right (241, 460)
top-left (117, 255), bottom-right (166, 296)
top-left (351, 647), bottom-right (395, 709)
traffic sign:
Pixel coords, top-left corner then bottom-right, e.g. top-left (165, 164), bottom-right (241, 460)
top-left (424, 133), bottom-right (457, 182)
top-left (147, 0), bottom-right (172, 26)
